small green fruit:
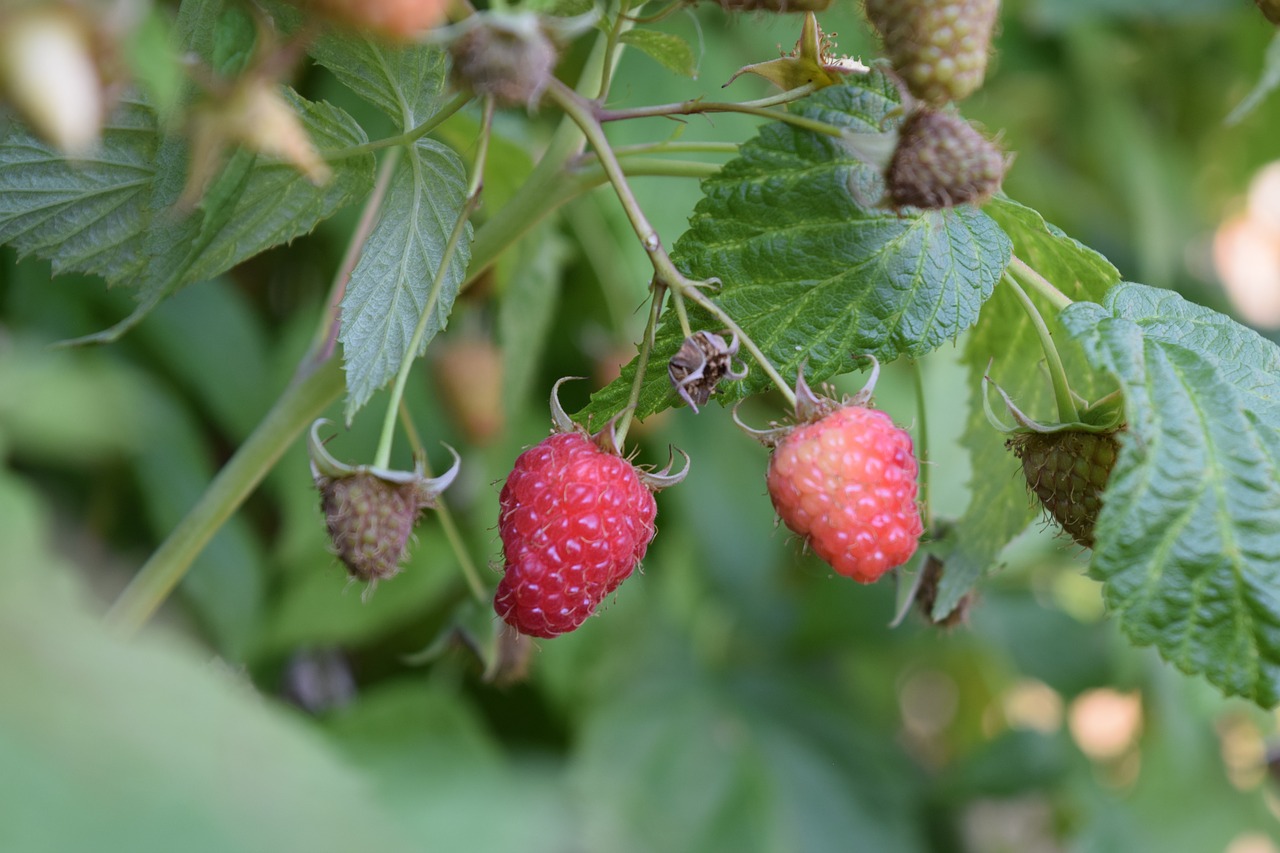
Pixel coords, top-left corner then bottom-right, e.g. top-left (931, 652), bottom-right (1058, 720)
top-left (863, 0), bottom-right (1000, 105)
top-left (1008, 429), bottom-right (1121, 548)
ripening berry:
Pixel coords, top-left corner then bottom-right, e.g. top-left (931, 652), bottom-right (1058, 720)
top-left (767, 404), bottom-right (923, 582)
top-left (303, 0), bottom-right (448, 41)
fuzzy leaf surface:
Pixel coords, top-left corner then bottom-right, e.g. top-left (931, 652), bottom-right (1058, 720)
top-left (933, 197), bottom-right (1119, 619)
top-left (1062, 283), bottom-right (1280, 706)
top-left (309, 29), bottom-right (449, 127)
top-left (581, 75), bottom-right (1010, 423)
top-left (340, 140), bottom-right (471, 422)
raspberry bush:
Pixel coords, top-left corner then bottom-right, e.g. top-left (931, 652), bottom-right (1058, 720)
top-left (5, 0), bottom-right (1280, 849)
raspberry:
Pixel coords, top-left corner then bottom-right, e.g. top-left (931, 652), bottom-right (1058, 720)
top-left (885, 108), bottom-right (1004, 210)
top-left (767, 403), bottom-right (923, 582)
top-left (1008, 429), bottom-right (1121, 548)
top-left (494, 432), bottom-right (659, 638)
top-left (863, 0), bottom-right (1000, 105)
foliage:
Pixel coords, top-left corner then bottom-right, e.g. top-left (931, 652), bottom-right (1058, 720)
top-left (4, 1), bottom-right (1280, 851)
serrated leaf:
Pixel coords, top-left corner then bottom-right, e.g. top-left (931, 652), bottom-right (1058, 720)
top-left (580, 75), bottom-right (1011, 423)
top-left (931, 197), bottom-right (1120, 620)
top-left (340, 140), bottom-right (471, 421)
top-left (309, 29), bottom-right (449, 128)
top-left (619, 30), bottom-right (697, 78)
top-left (1061, 283), bottom-right (1280, 706)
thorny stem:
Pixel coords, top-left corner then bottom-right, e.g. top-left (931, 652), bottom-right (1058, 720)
top-left (613, 284), bottom-right (665, 447)
top-left (546, 78), bottom-right (797, 409)
top-left (910, 359), bottom-right (932, 534)
top-left (326, 93), bottom-right (473, 161)
top-left (1009, 255), bottom-right (1073, 312)
top-left (397, 404), bottom-right (487, 603)
top-left (374, 98), bottom-right (495, 471)
top-left (1002, 272), bottom-right (1080, 424)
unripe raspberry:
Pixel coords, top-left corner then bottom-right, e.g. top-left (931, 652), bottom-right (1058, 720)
top-left (1008, 428), bottom-right (1121, 548)
top-left (309, 420), bottom-right (458, 586)
top-left (886, 108), bottom-right (1004, 210)
top-left (863, 0), bottom-right (1000, 105)
top-left (449, 14), bottom-right (557, 109)
top-left (767, 403), bottom-right (923, 582)
top-left (318, 472), bottom-right (429, 582)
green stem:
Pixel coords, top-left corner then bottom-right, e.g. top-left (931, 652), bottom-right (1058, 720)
top-left (1009, 255), bottom-right (1073, 312)
top-left (1002, 272), bottom-right (1080, 424)
top-left (597, 0), bottom-right (637, 98)
top-left (611, 141), bottom-right (740, 158)
top-left (397, 404), bottom-right (487, 603)
top-left (598, 84), bottom-right (818, 122)
top-left (373, 99), bottom-right (494, 471)
top-left (106, 359), bottom-right (345, 633)
top-left (597, 85), bottom-right (844, 139)
top-left (547, 78), bottom-right (796, 408)
top-left (326, 93), bottom-right (473, 161)
top-left (613, 284), bottom-right (664, 447)
top-left (910, 359), bottom-right (932, 534)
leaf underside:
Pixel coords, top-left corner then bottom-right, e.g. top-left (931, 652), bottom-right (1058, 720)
top-left (580, 73), bottom-right (1012, 424)
top-left (1063, 283), bottom-right (1280, 707)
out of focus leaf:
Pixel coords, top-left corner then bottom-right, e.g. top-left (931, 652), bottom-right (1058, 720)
top-left (620, 30), bottom-right (698, 78)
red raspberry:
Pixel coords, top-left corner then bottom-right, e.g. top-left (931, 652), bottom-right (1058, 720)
top-left (494, 432), bottom-right (658, 638)
top-left (767, 405), bottom-right (922, 582)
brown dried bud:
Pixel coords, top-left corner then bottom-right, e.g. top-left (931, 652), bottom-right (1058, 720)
top-left (668, 331), bottom-right (747, 412)
top-left (915, 555), bottom-right (973, 628)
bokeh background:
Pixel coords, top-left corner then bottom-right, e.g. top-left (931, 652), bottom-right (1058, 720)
top-left (4, 0), bottom-right (1280, 851)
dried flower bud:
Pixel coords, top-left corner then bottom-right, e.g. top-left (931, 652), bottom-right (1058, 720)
top-left (668, 331), bottom-right (747, 412)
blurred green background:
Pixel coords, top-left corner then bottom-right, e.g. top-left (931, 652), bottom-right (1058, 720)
top-left (5, 0), bottom-right (1280, 851)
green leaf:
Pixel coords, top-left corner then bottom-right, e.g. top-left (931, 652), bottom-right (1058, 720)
top-left (0, 91), bottom-right (373, 338)
top-left (309, 29), bottom-right (449, 128)
top-left (933, 197), bottom-right (1119, 620)
top-left (619, 30), bottom-right (698, 79)
top-left (581, 75), bottom-right (1011, 423)
top-left (340, 140), bottom-right (471, 422)
top-left (1061, 283), bottom-right (1280, 706)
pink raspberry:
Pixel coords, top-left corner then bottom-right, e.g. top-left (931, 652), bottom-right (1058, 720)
top-left (767, 405), bottom-right (922, 582)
